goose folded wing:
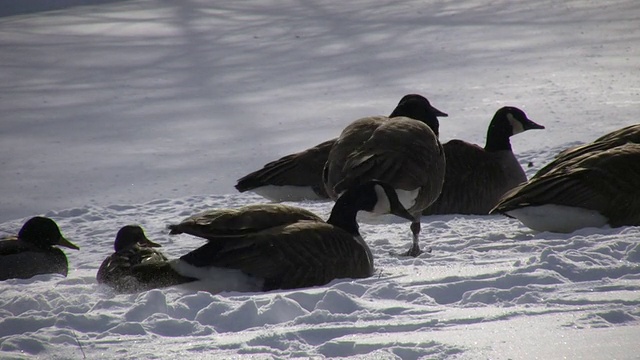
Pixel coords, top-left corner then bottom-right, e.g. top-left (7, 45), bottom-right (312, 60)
top-left (168, 205), bottom-right (323, 238)
top-left (236, 139), bottom-right (335, 190)
top-left (179, 221), bottom-right (373, 290)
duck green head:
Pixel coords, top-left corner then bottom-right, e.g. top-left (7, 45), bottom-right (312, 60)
top-left (113, 225), bottom-right (161, 252)
top-left (19, 216), bottom-right (79, 250)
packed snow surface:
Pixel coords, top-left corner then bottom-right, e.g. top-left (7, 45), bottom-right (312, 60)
top-left (1, 0), bottom-right (639, 359)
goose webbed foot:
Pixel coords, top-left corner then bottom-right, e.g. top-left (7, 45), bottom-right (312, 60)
top-left (404, 244), bottom-right (423, 257)
top-left (403, 220), bottom-right (427, 257)
top-left (402, 244), bottom-right (432, 257)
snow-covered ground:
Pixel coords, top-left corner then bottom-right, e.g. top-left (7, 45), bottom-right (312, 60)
top-left (1, 0), bottom-right (639, 358)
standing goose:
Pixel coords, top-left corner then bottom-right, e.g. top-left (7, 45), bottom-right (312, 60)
top-left (323, 94), bottom-right (447, 256)
top-left (534, 123), bottom-right (640, 178)
top-left (0, 217), bottom-right (79, 280)
top-left (490, 143), bottom-right (640, 233)
top-left (234, 95), bottom-right (449, 202)
top-left (163, 180), bottom-right (411, 292)
top-left (97, 225), bottom-right (195, 293)
top-left (422, 106), bottom-right (545, 215)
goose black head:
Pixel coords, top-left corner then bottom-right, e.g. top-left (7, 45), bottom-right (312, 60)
top-left (492, 106), bottom-right (545, 136)
top-left (485, 106), bottom-right (545, 151)
top-left (113, 225), bottom-right (161, 252)
top-left (18, 216), bottom-right (79, 250)
top-left (389, 94), bottom-right (448, 137)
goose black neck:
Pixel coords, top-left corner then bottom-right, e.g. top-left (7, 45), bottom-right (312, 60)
top-left (327, 198), bottom-right (360, 235)
top-left (484, 118), bottom-right (512, 152)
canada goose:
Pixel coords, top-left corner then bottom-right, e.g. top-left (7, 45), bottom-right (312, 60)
top-left (323, 94), bottom-right (447, 256)
top-left (422, 106), bottom-right (545, 215)
top-left (490, 143), bottom-right (640, 233)
top-left (163, 180), bottom-right (411, 292)
top-left (96, 225), bottom-right (195, 293)
top-left (234, 95), bottom-right (448, 202)
top-left (0, 217), bottom-right (79, 280)
top-left (534, 123), bottom-right (640, 177)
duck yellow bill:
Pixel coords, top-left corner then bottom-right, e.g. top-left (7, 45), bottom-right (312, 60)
top-left (142, 237), bottom-right (162, 248)
top-left (58, 236), bottom-right (80, 250)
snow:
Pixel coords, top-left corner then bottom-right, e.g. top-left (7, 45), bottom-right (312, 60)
top-left (1, 0), bottom-right (639, 358)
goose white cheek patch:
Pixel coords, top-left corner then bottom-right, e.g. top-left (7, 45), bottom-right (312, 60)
top-left (507, 113), bottom-right (525, 135)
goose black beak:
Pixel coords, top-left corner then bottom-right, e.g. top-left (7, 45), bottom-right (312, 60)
top-left (524, 118), bottom-right (545, 130)
top-left (432, 106), bottom-right (448, 117)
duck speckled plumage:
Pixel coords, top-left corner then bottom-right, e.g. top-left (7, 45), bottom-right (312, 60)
top-left (97, 225), bottom-right (195, 293)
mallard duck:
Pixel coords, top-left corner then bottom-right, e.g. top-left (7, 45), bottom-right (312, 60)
top-left (323, 94), bottom-right (447, 256)
top-left (97, 225), bottom-right (195, 293)
top-left (0, 216), bottom-right (78, 280)
top-left (163, 180), bottom-right (411, 292)
top-left (234, 95), bottom-right (448, 202)
top-left (491, 143), bottom-right (640, 232)
top-left (423, 106), bottom-right (545, 215)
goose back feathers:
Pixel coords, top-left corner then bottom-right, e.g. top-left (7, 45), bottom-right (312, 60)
top-left (534, 123), bottom-right (640, 178)
top-left (491, 142), bottom-right (640, 233)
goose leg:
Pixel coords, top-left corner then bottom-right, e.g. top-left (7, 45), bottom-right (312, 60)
top-left (405, 220), bottom-right (422, 257)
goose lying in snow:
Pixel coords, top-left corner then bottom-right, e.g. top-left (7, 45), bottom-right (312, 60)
top-left (125, 181), bottom-right (409, 293)
top-left (491, 142), bottom-right (640, 233)
top-left (422, 106), bottom-right (544, 215)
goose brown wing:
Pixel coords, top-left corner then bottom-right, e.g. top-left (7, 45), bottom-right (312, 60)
top-left (334, 119), bottom-right (443, 194)
top-left (424, 140), bottom-right (513, 215)
top-left (536, 125), bottom-right (640, 178)
top-left (168, 204), bottom-right (323, 239)
top-left (535, 140), bottom-right (619, 177)
top-left (324, 116), bottom-right (388, 197)
top-left (179, 221), bottom-right (373, 290)
top-left (493, 144), bottom-right (640, 226)
top-left (235, 139), bottom-right (335, 195)
top-left (594, 124), bottom-right (640, 143)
